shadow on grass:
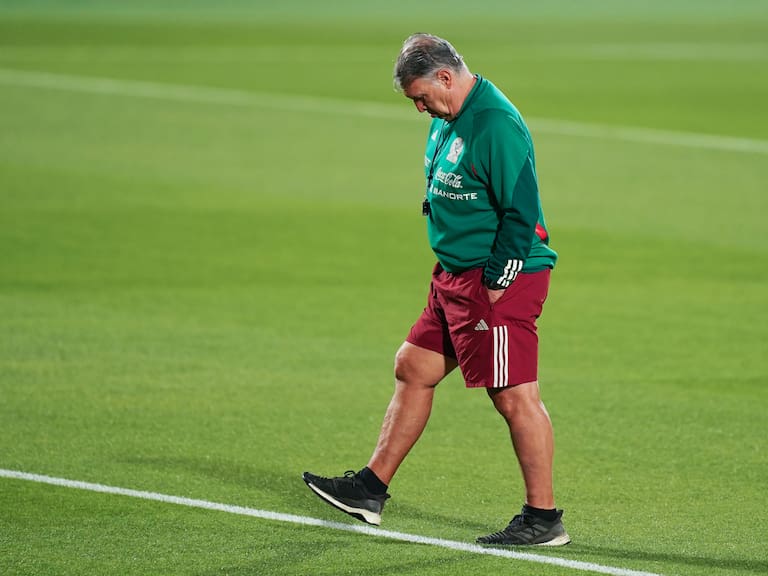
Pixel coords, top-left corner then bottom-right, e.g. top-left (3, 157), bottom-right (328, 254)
top-left (200, 555), bottom-right (473, 576)
top-left (123, 455), bottom-right (768, 575)
top-left (390, 500), bottom-right (497, 534)
top-left (122, 454), bottom-right (494, 533)
top-left (193, 529), bottom-right (492, 576)
top-left (112, 456), bottom-right (768, 575)
top-left (562, 543), bottom-right (768, 575)
top-left (121, 454), bottom-right (309, 505)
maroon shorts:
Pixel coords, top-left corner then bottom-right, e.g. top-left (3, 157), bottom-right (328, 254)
top-left (406, 263), bottom-right (551, 388)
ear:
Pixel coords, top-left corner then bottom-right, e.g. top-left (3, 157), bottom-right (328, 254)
top-left (436, 69), bottom-right (453, 89)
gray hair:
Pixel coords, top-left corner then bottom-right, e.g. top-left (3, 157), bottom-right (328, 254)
top-left (393, 33), bottom-right (467, 91)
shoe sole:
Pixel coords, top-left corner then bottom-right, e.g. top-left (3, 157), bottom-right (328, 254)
top-left (303, 479), bottom-right (382, 526)
top-left (535, 532), bottom-right (571, 546)
top-left (477, 531), bottom-right (571, 546)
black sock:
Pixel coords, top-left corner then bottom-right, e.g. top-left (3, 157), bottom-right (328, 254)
top-left (358, 467), bottom-right (388, 495)
top-left (523, 504), bottom-right (559, 522)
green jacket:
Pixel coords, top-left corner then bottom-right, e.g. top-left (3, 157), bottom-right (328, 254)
top-left (424, 75), bottom-right (557, 288)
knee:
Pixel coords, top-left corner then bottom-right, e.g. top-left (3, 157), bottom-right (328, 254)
top-left (393, 343), bottom-right (441, 388)
top-left (490, 391), bottom-right (520, 422)
top-left (488, 383), bottom-right (545, 422)
top-left (394, 344), bottom-right (421, 385)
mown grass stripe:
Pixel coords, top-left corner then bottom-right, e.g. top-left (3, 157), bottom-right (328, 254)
top-left (1, 67), bottom-right (767, 155)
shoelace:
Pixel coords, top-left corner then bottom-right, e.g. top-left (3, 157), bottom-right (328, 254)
top-left (484, 514), bottom-right (536, 540)
top-left (335, 470), bottom-right (389, 500)
top-left (332, 470), bottom-right (363, 490)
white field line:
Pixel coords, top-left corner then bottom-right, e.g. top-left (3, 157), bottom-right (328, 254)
top-left (536, 42), bottom-right (768, 62)
top-left (1, 468), bottom-right (663, 576)
top-left (1, 43), bottom-right (766, 63)
top-left (1, 67), bottom-right (767, 156)
top-left (0, 67), bottom-right (412, 120)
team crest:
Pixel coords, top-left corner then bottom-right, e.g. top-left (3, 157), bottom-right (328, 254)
top-left (446, 137), bottom-right (464, 164)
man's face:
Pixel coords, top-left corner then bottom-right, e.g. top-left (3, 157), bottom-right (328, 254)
top-left (403, 74), bottom-right (452, 120)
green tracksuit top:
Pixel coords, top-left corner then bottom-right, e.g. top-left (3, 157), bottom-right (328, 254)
top-left (424, 75), bottom-right (557, 288)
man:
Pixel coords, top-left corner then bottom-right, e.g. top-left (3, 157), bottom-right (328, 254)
top-left (303, 33), bottom-right (569, 547)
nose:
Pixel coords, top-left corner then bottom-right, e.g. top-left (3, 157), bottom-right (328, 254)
top-left (415, 100), bottom-right (427, 113)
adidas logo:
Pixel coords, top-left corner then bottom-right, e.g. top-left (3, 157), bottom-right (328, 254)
top-left (474, 319), bottom-right (489, 331)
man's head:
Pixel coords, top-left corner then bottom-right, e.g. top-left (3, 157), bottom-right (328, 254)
top-left (394, 33), bottom-right (474, 121)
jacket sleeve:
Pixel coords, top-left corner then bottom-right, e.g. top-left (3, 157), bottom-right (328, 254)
top-left (476, 113), bottom-right (539, 288)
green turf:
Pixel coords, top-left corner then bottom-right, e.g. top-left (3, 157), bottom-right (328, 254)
top-left (1, 1), bottom-right (767, 575)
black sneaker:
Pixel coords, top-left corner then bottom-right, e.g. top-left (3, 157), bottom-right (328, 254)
top-left (476, 508), bottom-right (571, 546)
top-left (302, 470), bottom-right (390, 526)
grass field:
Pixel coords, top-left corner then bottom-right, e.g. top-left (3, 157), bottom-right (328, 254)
top-left (1, 1), bottom-right (767, 575)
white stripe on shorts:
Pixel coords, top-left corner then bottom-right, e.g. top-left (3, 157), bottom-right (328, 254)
top-left (493, 325), bottom-right (509, 388)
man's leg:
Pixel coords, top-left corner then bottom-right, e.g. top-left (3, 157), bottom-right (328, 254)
top-left (302, 341), bottom-right (456, 525)
top-left (475, 380), bottom-right (569, 546)
top-left (366, 341), bottom-right (458, 484)
top-left (486, 381), bottom-right (555, 509)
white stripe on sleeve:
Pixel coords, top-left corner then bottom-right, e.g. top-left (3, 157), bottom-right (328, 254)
top-left (496, 259), bottom-right (523, 287)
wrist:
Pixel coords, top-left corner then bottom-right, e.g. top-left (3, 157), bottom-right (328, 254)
top-left (483, 276), bottom-right (507, 291)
